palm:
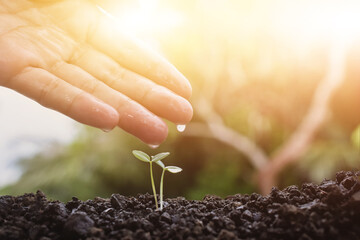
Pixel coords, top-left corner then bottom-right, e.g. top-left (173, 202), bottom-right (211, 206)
top-left (0, 0), bottom-right (192, 144)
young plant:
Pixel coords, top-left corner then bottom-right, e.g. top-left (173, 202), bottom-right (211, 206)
top-left (156, 159), bottom-right (182, 210)
top-left (132, 150), bottom-right (170, 210)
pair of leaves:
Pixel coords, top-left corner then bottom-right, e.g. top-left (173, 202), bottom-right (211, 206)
top-left (132, 150), bottom-right (169, 163)
top-left (132, 150), bottom-right (182, 173)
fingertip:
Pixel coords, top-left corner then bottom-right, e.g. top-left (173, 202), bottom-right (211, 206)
top-left (145, 87), bottom-right (193, 124)
top-left (165, 64), bottom-right (192, 100)
top-left (170, 96), bottom-right (193, 125)
top-left (184, 80), bottom-right (192, 99)
top-left (177, 71), bottom-right (192, 100)
top-left (117, 105), bottom-right (168, 145)
top-left (177, 99), bottom-right (193, 124)
top-left (99, 105), bottom-right (119, 132)
top-left (141, 119), bottom-right (168, 145)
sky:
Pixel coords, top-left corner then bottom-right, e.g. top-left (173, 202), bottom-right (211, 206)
top-left (0, 87), bottom-right (78, 187)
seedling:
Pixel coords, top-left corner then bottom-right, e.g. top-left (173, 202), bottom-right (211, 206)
top-left (132, 150), bottom-right (170, 210)
top-left (156, 160), bottom-right (182, 210)
top-left (132, 150), bottom-right (182, 210)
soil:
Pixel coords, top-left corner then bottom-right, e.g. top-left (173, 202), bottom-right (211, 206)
top-left (0, 171), bottom-right (360, 240)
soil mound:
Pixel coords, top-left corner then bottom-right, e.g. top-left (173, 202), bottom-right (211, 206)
top-left (0, 171), bottom-right (359, 239)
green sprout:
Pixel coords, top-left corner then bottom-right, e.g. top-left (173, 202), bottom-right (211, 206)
top-left (132, 150), bottom-right (170, 210)
top-left (156, 160), bottom-right (182, 210)
top-left (132, 150), bottom-right (182, 210)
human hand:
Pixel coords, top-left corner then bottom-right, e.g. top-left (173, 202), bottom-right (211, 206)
top-left (0, 0), bottom-right (192, 145)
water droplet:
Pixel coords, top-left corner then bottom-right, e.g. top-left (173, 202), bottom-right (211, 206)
top-left (176, 124), bottom-right (186, 132)
top-left (148, 144), bottom-right (159, 149)
top-left (101, 128), bottom-right (112, 133)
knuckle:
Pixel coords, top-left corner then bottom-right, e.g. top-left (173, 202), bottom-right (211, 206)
top-left (68, 45), bottom-right (87, 65)
top-left (80, 79), bottom-right (100, 95)
top-left (49, 60), bottom-right (64, 73)
top-left (64, 91), bottom-right (84, 115)
top-left (38, 76), bottom-right (60, 105)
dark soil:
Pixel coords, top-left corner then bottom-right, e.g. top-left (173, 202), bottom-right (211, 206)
top-left (1, 171), bottom-right (360, 240)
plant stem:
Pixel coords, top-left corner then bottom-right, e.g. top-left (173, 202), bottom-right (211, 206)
top-left (149, 162), bottom-right (158, 209)
top-left (160, 169), bottom-right (165, 210)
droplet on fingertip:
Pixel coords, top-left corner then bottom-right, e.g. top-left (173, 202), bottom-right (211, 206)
top-left (101, 128), bottom-right (112, 133)
top-left (176, 124), bottom-right (186, 132)
top-left (148, 144), bottom-right (160, 149)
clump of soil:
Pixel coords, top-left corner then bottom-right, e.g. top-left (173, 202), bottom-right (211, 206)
top-left (0, 171), bottom-right (360, 240)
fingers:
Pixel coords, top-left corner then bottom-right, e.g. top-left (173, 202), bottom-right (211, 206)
top-left (38, 0), bottom-right (193, 125)
top-left (5, 66), bottom-right (119, 131)
top-left (49, 61), bottom-right (168, 144)
top-left (40, 0), bottom-right (192, 99)
top-left (70, 47), bottom-right (193, 124)
top-left (10, 0), bottom-right (192, 144)
top-left (89, 16), bottom-right (192, 99)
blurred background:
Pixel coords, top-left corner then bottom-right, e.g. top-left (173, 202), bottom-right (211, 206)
top-left (0, 0), bottom-right (360, 201)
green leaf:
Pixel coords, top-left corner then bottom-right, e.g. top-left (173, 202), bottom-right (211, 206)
top-left (156, 160), bottom-right (165, 169)
top-left (165, 166), bottom-right (182, 173)
top-left (151, 152), bottom-right (170, 163)
top-left (132, 150), bottom-right (150, 162)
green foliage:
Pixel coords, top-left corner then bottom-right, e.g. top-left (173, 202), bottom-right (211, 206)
top-left (351, 125), bottom-right (360, 150)
top-left (156, 160), bottom-right (165, 169)
top-left (132, 150), bottom-right (163, 209)
top-left (133, 150), bottom-right (182, 210)
top-left (132, 150), bottom-right (151, 162)
top-left (187, 153), bottom-right (255, 200)
top-left (299, 140), bottom-right (360, 183)
top-left (0, 128), bottom-right (151, 201)
top-left (165, 166), bottom-right (183, 173)
top-left (156, 159), bottom-right (182, 210)
top-left (152, 152), bottom-right (170, 163)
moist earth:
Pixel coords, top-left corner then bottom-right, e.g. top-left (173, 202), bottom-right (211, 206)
top-left (0, 171), bottom-right (360, 240)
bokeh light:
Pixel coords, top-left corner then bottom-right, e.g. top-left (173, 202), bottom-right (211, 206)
top-left (1, 0), bottom-right (359, 200)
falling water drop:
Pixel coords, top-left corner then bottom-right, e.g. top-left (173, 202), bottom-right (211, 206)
top-left (176, 124), bottom-right (186, 132)
top-left (148, 144), bottom-right (160, 149)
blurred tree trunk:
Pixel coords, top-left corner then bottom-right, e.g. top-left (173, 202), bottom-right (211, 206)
top-left (185, 122), bottom-right (268, 170)
top-left (257, 42), bottom-right (348, 194)
top-left (185, 41), bottom-right (347, 194)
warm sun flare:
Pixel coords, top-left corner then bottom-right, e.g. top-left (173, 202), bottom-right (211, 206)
top-left (97, 0), bottom-right (184, 37)
top-left (98, 0), bottom-right (360, 48)
top-left (270, 0), bottom-right (360, 47)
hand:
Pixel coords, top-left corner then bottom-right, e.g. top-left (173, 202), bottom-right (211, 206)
top-left (0, 0), bottom-right (193, 145)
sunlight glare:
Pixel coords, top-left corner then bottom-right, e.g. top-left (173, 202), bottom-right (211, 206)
top-left (97, 0), bottom-right (184, 37)
top-left (271, 0), bottom-right (360, 47)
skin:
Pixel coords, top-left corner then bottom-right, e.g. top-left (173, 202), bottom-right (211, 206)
top-left (0, 0), bottom-right (193, 145)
